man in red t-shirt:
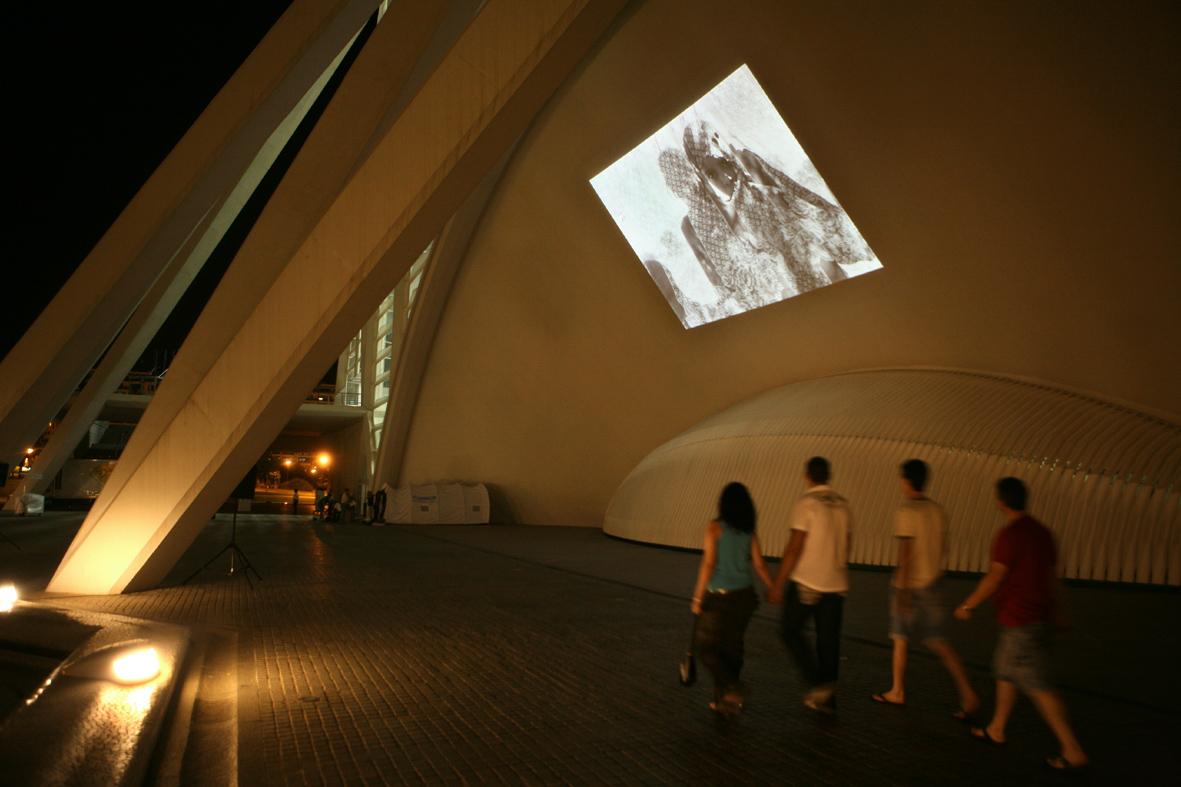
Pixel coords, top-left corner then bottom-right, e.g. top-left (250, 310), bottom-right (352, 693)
top-left (955, 478), bottom-right (1088, 771)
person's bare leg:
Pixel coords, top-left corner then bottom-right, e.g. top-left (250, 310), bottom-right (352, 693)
top-left (977, 680), bottom-right (1018, 743)
top-left (1030, 689), bottom-right (1088, 767)
top-left (879, 638), bottom-right (907, 703)
top-left (929, 640), bottom-right (979, 715)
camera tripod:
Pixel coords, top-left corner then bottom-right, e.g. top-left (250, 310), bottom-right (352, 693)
top-left (183, 502), bottom-right (261, 588)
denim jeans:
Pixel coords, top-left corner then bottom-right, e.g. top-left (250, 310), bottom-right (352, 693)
top-left (694, 587), bottom-right (759, 700)
top-left (780, 582), bottom-right (844, 689)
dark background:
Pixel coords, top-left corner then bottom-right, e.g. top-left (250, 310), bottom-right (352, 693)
top-left (6, 1), bottom-right (295, 365)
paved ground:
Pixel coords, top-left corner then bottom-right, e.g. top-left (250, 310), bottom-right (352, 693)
top-left (1, 511), bottom-right (1177, 786)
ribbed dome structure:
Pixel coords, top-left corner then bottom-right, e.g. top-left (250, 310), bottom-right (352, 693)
top-left (605, 369), bottom-right (1180, 584)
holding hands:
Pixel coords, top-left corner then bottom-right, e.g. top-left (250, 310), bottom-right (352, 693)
top-left (896, 588), bottom-right (911, 616)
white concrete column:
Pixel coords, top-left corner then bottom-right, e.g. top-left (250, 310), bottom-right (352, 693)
top-left (5, 22), bottom-right (357, 510)
top-left (360, 314), bottom-right (378, 410)
top-left (0, 0), bottom-right (379, 470)
top-left (49, 0), bottom-right (628, 595)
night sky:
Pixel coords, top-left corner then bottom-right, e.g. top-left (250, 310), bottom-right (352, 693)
top-left (7, 1), bottom-right (295, 365)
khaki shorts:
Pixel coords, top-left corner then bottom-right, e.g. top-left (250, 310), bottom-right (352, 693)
top-left (993, 623), bottom-right (1052, 694)
top-left (888, 583), bottom-right (947, 644)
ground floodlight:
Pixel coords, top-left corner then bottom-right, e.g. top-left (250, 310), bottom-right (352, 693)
top-left (113, 648), bottom-right (160, 683)
top-left (0, 584), bottom-right (16, 612)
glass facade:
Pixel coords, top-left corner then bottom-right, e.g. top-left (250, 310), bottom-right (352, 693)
top-left (338, 243), bottom-right (434, 486)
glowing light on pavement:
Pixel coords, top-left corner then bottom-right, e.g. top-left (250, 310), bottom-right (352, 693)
top-left (113, 648), bottom-right (159, 683)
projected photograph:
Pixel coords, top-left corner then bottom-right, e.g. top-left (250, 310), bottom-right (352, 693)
top-left (591, 65), bottom-right (882, 328)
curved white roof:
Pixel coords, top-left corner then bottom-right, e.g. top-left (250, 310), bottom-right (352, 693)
top-left (606, 368), bottom-right (1180, 584)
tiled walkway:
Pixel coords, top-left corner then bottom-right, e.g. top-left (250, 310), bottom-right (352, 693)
top-left (3, 512), bottom-right (1177, 786)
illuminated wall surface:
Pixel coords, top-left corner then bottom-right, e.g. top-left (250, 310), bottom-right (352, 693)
top-left (5, 0), bottom-right (1176, 594)
top-left (591, 65), bottom-right (882, 328)
top-left (400, 0), bottom-right (1179, 541)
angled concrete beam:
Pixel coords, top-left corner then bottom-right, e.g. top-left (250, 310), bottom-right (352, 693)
top-left (48, 0), bottom-right (628, 595)
top-left (96, 0), bottom-right (454, 498)
top-left (0, 0), bottom-right (379, 469)
top-left (373, 144), bottom-right (518, 489)
top-left (44, 0), bottom-right (461, 592)
top-left (4, 28), bottom-right (357, 511)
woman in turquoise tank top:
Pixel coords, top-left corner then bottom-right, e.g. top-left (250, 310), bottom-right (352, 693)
top-left (691, 482), bottom-right (773, 715)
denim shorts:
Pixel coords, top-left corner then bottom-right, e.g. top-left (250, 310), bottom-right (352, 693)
top-left (888, 582), bottom-right (947, 644)
top-left (993, 623), bottom-right (1052, 694)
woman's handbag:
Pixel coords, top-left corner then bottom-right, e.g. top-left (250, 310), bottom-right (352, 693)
top-left (678, 615), bottom-right (697, 686)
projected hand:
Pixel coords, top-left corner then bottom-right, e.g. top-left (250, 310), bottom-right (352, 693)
top-left (681, 217), bottom-right (722, 287)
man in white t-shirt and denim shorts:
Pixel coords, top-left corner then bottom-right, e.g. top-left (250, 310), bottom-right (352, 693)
top-left (769, 456), bottom-right (852, 712)
top-left (872, 460), bottom-right (979, 720)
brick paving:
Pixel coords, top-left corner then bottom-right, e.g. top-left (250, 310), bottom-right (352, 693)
top-left (3, 512), bottom-right (1177, 786)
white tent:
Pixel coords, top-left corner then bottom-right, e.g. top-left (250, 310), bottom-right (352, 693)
top-left (385, 483), bottom-right (489, 525)
top-left (14, 492), bottom-right (44, 516)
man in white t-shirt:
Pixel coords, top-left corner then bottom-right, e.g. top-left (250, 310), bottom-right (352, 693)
top-left (769, 456), bottom-right (852, 712)
top-left (872, 460), bottom-right (979, 721)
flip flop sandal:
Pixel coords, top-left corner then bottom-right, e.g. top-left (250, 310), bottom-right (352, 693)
top-left (971, 727), bottom-right (1006, 746)
top-left (1046, 755), bottom-right (1088, 772)
top-left (709, 699), bottom-right (741, 717)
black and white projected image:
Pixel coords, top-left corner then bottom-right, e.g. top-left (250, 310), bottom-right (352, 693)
top-left (591, 65), bottom-right (882, 328)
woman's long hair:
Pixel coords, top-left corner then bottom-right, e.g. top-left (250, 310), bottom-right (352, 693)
top-left (718, 482), bottom-right (756, 533)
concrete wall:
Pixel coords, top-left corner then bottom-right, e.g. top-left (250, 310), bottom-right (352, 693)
top-left (397, 0), bottom-right (1181, 526)
top-left (328, 420), bottom-right (366, 499)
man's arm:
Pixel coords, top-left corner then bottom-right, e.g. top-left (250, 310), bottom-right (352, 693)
top-left (895, 537), bottom-right (913, 613)
top-left (768, 529), bottom-right (806, 604)
top-left (751, 535), bottom-right (774, 591)
top-left (955, 561), bottom-right (1008, 620)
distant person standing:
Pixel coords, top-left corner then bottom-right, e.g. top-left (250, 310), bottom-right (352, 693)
top-left (768, 456), bottom-right (852, 712)
top-left (955, 478), bottom-right (1088, 771)
top-left (873, 460), bottom-right (979, 720)
top-left (292, 489), bottom-right (299, 514)
top-left (690, 482), bottom-right (774, 716)
top-left (374, 487), bottom-right (387, 524)
top-left (365, 490), bottom-right (374, 522)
